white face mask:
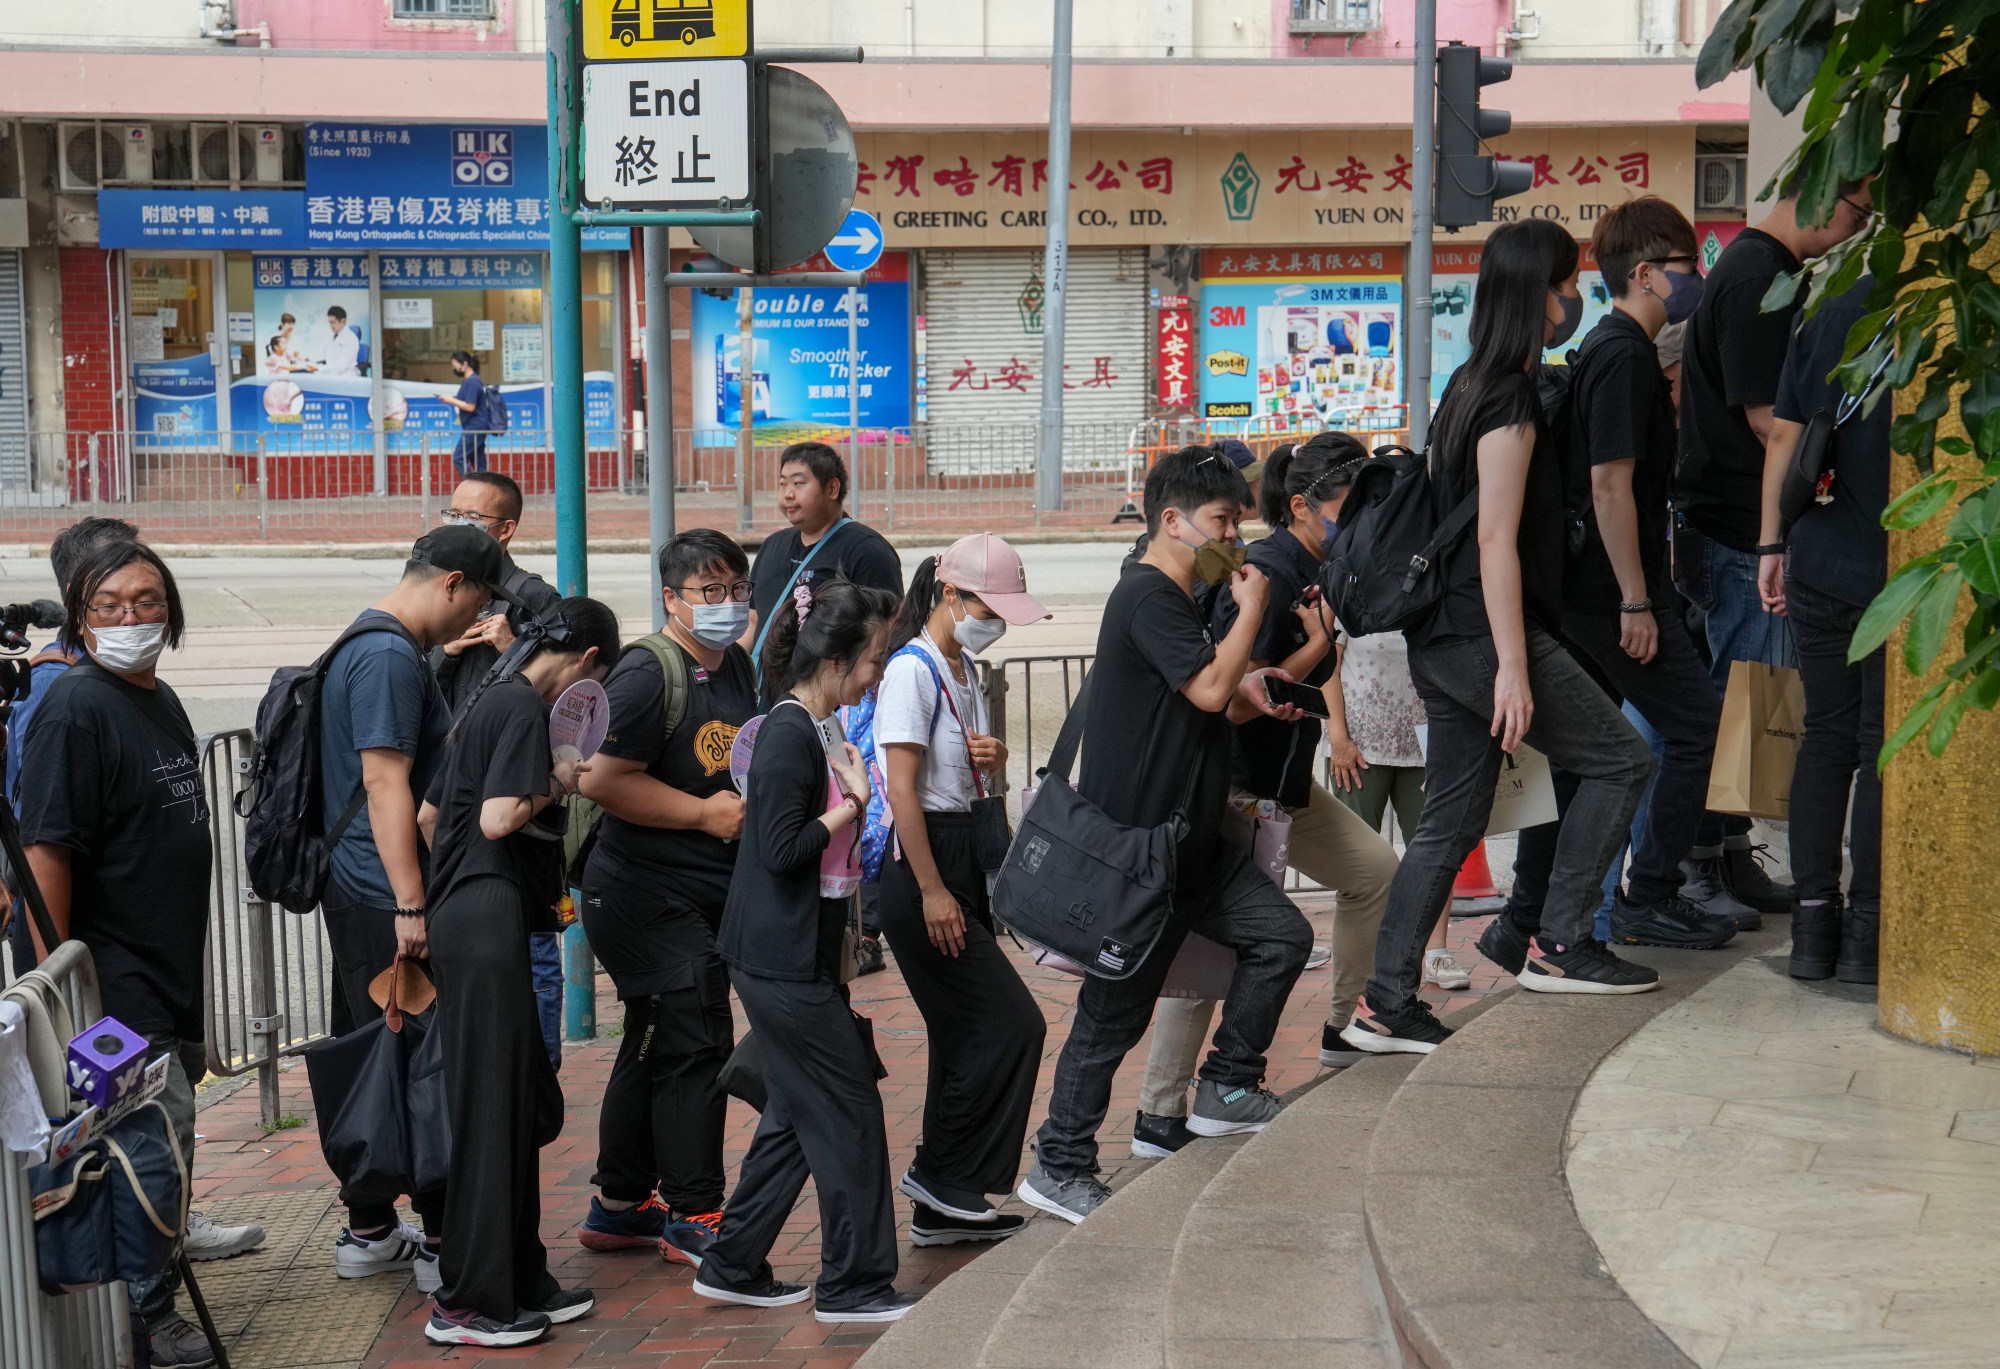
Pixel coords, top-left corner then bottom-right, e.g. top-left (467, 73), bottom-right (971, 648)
top-left (953, 612), bottom-right (1007, 656)
top-left (91, 623), bottom-right (167, 673)
top-left (686, 600), bottom-right (750, 650)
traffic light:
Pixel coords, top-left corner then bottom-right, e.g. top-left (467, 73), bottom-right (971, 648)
top-left (1435, 41), bottom-right (1534, 229)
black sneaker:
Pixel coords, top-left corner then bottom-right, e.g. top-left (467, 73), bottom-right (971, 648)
top-left (909, 1202), bottom-right (1026, 1246)
top-left (528, 1287), bottom-right (596, 1325)
top-left (1518, 937), bottom-right (1662, 995)
top-left (1130, 1110), bottom-right (1194, 1158)
top-left (1318, 1022), bottom-right (1369, 1067)
top-left (1476, 916), bottom-right (1532, 976)
top-left (1680, 853), bottom-right (1761, 931)
top-left (815, 1288), bottom-right (924, 1323)
top-left (898, 1166), bottom-right (996, 1222)
top-left (1724, 840), bottom-right (1794, 917)
top-left (691, 1271), bottom-right (813, 1307)
top-left (856, 936), bottom-right (887, 976)
top-left (425, 1306), bottom-right (552, 1347)
top-left (1338, 996), bottom-right (1452, 1055)
top-left (1611, 891), bottom-right (1737, 949)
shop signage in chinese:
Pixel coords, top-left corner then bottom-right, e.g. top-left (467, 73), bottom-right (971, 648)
top-left (377, 254), bottom-right (545, 290)
top-left (304, 124), bottom-right (554, 248)
top-left (1157, 302), bottom-right (1194, 410)
top-left (98, 190), bottom-right (306, 249)
top-left (852, 127), bottom-right (1692, 249)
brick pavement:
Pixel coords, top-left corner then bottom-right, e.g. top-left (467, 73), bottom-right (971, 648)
top-left (189, 901), bottom-right (1509, 1369)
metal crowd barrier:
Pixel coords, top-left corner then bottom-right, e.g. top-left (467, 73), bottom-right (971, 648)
top-left (2, 941), bottom-right (135, 1369)
top-left (199, 730), bottom-right (335, 1129)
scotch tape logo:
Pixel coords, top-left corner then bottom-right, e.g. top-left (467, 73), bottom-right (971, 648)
top-left (1022, 834), bottom-right (1050, 874)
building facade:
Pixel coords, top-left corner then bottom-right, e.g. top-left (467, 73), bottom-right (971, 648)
top-left (0, 0), bottom-right (1752, 496)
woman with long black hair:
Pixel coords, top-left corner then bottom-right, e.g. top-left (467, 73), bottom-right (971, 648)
top-left (1340, 220), bottom-right (1657, 1057)
top-left (694, 575), bottom-right (922, 1324)
top-left (416, 596), bottom-right (621, 1348)
top-left (871, 534), bottom-right (1048, 1241)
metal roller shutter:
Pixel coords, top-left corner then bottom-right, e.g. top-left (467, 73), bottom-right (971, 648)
top-left (923, 247), bottom-right (1145, 473)
top-left (0, 252), bottom-right (25, 494)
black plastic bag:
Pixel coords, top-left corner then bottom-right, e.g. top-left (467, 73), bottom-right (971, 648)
top-left (304, 1005), bottom-right (448, 1205)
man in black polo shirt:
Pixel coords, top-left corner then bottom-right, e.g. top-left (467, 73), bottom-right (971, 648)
top-left (1673, 177), bottom-right (1872, 914)
top-left (1480, 198), bottom-right (1740, 979)
top-left (1756, 277), bottom-right (1890, 984)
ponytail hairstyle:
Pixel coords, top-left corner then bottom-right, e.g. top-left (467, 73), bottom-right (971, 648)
top-left (450, 595), bottom-right (622, 732)
top-left (1429, 219), bottom-right (1578, 485)
top-left (1259, 431), bottom-right (1371, 528)
top-left (886, 554), bottom-right (986, 655)
top-left (760, 572), bottom-right (902, 696)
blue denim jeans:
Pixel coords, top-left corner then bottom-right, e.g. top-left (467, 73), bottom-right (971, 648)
top-left (1594, 704), bottom-right (1665, 939)
top-left (529, 930), bottom-right (563, 1071)
top-left (1674, 526), bottom-right (1796, 684)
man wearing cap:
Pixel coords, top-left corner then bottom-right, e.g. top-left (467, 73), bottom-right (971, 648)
top-left (317, 524), bottom-right (516, 1287)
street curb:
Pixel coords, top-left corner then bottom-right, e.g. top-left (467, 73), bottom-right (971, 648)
top-left (115, 526), bottom-right (1149, 560)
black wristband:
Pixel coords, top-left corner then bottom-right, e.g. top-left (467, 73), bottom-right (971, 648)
top-left (1755, 542), bottom-right (1787, 556)
top-left (395, 907), bottom-right (425, 917)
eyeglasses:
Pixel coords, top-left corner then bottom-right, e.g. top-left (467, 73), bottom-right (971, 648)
top-left (1644, 255), bottom-right (1699, 269)
top-left (441, 509), bottom-right (505, 528)
top-left (87, 600), bottom-right (170, 623)
top-left (672, 581), bottom-right (752, 604)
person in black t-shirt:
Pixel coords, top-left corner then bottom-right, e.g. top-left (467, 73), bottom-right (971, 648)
top-left (1757, 276), bottom-right (1890, 985)
top-left (16, 539), bottom-right (218, 1368)
top-left (1495, 199), bottom-right (1744, 967)
top-left (1355, 222), bottom-right (1655, 1039)
top-left (744, 441), bottom-right (903, 709)
top-left (1672, 176), bottom-right (1871, 913)
top-left (1132, 435), bottom-right (1400, 1157)
top-left (574, 529), bottom-right (758, 1265)
top-left (415, 596), bottom-right (618, 1349)
top-left (1018, 446), bottom-right (1314, 1225)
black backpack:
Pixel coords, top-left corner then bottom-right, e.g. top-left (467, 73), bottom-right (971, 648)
top-left (1318, 443), bottom-right (1481, 638)
top-left (1538, 345), bottom-right (1597, 559)
top-left (237, 616), bottom-right (423, 914)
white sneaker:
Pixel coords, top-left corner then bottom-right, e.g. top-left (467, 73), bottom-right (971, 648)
top-left (334, 1224), bottom-right (427, 1279)
top-left (413, 1239), bottom-right (442, 1294)
top-left (185, 1209), bottom-right (265, 1262)
top-left (1305, 944), bottom-right (1333, 971)
top-left (1424, 950), bottom-right (1472, 991)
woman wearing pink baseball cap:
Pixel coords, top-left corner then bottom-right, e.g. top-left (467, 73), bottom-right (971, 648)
top-left (872, 533), bottom-right (1050, 1244)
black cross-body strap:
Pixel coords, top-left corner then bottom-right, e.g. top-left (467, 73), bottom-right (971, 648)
top-left (1043, 674), bottom-right (1091, 781)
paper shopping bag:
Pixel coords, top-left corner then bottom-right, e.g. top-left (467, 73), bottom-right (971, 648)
top-left (1414, 724), bottom-right (1558, 837)
top-left (1706, 659), bottom-right (1806, 819)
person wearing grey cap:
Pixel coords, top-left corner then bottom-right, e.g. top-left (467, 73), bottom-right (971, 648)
top-left (316, 523), bottom-right (518, 1287)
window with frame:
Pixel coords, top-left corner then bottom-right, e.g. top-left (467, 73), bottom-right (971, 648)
top-left (393, 0), bottom-right (495, 18)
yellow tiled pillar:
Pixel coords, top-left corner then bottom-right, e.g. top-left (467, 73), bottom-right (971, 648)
top-left (1879, 306), bottom-right (2000, 1055)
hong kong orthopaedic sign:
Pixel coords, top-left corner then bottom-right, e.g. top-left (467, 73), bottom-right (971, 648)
top-left (581, 59), bottom-right (751, 208)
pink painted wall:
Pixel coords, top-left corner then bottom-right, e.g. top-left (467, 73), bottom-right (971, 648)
top-left (237, 0), bottom-right (516, 52)
top-left (1274, 0), bottom-right (1514, 59)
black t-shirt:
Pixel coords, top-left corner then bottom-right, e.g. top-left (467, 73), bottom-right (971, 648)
top-left (1418, 371), bottom-right (1565, 645)
top-left (749, 519), bottom-right (903, 701)
top-left (587, 641), bottom-right (757, 914)
top-left (1211, 527), bottom-right (1331, 808)
top-left (430, 557), bottom-right (563, 716)
top-left (1567, 310), bottom-right (1676, 614)
top-left (1774, 277), bottom-right (1890, 609)
top-left (423, 674), bottom-right (561, 916)
top-left (1676, 228), bottom-right (1803, 550)
top-left (16, 662), bottom-right (212, 1042)
top-left (1080, 565), bottom-right (1228, 881)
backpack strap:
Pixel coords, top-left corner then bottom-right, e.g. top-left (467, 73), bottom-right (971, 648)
top-left (749, 516), bottom-right (855, 689)
top-left (1401, 490), bottom-right (1482, 595)
top-left (1042, 674), bottom-right (1091, 781)
top-left (627, 632), bottom-right (693, 740)
top-left (317, 615), bottom-right (426, 841)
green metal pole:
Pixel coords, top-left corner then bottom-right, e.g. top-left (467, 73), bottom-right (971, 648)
top-left (547, 0), bottom-right (595, 1042)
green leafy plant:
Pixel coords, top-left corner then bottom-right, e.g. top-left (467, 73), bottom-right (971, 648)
top-left (1699, 0), bottom-right (2000, 766)
top-left (261, 1113), bottom-right (304, 1132)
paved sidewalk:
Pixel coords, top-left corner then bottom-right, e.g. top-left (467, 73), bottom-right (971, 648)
top-left (187, 900), bottom-right (1509, 1369)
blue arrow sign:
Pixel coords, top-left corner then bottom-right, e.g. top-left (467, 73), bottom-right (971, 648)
top-left (821, 208), bottom-right (884, 273)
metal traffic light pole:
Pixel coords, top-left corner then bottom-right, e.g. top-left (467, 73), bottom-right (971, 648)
top-left (1409, 0), bottom-right (1437, 452)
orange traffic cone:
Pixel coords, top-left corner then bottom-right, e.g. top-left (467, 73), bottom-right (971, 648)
top-left (1450, 841), bottom-right (1504, 915)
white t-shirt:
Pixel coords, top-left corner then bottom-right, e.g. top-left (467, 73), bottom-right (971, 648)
top-left (874, 633), bottom-right (987, 812)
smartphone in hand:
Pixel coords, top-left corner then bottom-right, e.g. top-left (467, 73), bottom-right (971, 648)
top-left (1262, 675), bottom-right (1331, 719)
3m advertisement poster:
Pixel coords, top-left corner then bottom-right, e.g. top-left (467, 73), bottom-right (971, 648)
top-left (689, 252), bottom-right (911, 431)
top-left (1428, 242), bottom-right (1614, 406)
top-left (1198, 248), bottom-right (1404, 423)
top-left (231, 255), bottom-right (375, 439)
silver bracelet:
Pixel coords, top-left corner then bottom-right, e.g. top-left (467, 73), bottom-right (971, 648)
top-left (1619, 599), bottom-right (1652, 614)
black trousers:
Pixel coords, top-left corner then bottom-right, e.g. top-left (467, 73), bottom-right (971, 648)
top-left (430, 876), bottom-right (563, 1322)
top-left (592, 977), bottom-right (735, 1213)
top-left (322, 880), bottom-right (446, 1235)
top-left (1787, 576), bottom-right (1884, 909)
top-left (702, 970), bottom-right (898, 1311)
top-left (875, 812), bottom-right (1045, 1197)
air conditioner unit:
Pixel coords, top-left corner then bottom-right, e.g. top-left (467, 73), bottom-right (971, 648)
top-left (193, 123), bottom-right (236, 184)
top-left (1695, 154), bottom-right (1747, 212)
top-left (114, 124), bottom-right (154, 185)
top-left (58, 123), bottom-right (111, 191)
top-left (248, 124), bottom-right (286, 183)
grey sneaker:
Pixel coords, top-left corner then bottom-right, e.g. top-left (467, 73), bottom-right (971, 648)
top-left (185, 1209), bottom-right (265, 1262)
top-left (1305, 944), bottom-right (1333, 970)
top-left (1679, 852), bottom-right (1762, 931)
top-left (1016, 1161), bottom-right (1112, 1225)
top-left (1186, 1078), bottom-right (1284, 1137)
top-left (148, 1319), bottom-right (217, 1369)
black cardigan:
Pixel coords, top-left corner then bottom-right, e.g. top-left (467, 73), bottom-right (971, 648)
top-left (717, 701), bottom-right (848, 982)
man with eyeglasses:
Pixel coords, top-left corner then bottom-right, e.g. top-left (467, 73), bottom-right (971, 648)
top-left (571, 528), bottom-right (758, 1265)
top-left (431, 472), bottom-right (563, 716)
top-left (1671, 172), bottom-right (1874, 922)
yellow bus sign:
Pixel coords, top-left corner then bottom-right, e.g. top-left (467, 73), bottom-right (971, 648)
top-left (582, 0), bottom-right (750, 60)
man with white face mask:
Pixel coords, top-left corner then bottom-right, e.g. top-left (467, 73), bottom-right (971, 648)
top-left (16, 540), bottom-right (224, 1368)
top-left (573, 528), bottom-right (758, 1265)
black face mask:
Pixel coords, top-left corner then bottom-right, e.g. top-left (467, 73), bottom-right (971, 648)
top-left (1548, 292), bottom-right (1584, 348)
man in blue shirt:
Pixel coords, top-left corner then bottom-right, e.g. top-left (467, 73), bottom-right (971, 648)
top-left (317, 525), bottom-right (519, 1286)
top-left (444, 350), bottom-right (490, 476)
